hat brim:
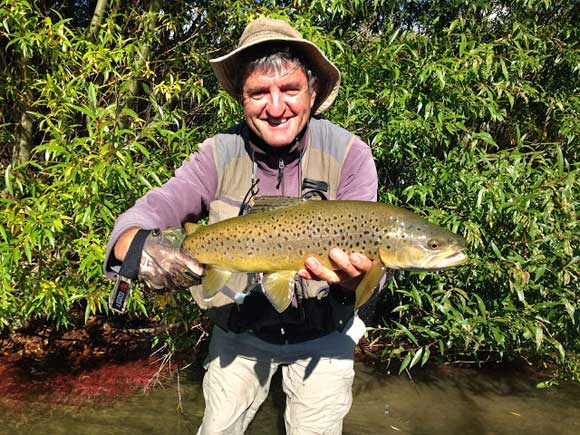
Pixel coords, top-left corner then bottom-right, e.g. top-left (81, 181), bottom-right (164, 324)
top-left (210, 37), bottom-right (340, 115)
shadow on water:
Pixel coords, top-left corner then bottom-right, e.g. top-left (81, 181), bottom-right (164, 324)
top-left (1, 361), bottom-right (579, 435)
top-left (346, 364), bottom-right (580, 435)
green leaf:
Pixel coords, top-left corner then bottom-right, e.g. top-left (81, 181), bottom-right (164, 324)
top-left (490, 241), bottom-right (504, 260)
top-left (471, 132), bottom-right (497, 147)
top-left (474, 294), bottom-right (487, 317)
top-left (410, 348), bottom-right (423, 369)
top-left (23, 241), bottom-right (32, 263)
top-left (562, 298), bottom-right (575, 324)
top-left (88, 83), bottom-right (97, 112)
top-left (391, 304), bottom-right (410, 313)
top-left (4, 164), bottom-right (13, 196)
top-left (550, 339), bottom-right (566, 361)
top-left (534, 325), bottom-right (544, 350)
top-left (421, 347), bottom-right (430, 367)
top-left (393, 321), bottom-right (419, 346)
top-left (399, 352), bottom-right (412, 374)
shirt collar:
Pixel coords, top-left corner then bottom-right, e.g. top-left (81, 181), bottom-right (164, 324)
top-left (242, 122), bottom-right (309, 169)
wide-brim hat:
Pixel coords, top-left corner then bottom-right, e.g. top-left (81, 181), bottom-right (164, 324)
top-left (210, 17), bottom-right (341, 115)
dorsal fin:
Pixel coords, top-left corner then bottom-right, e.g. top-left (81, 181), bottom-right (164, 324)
top-left (184, 222), bottom-right (202, 235)
top-left (247, 196), bottom-right (305, 214)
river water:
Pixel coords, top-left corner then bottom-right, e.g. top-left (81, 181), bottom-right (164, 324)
top-left (1, 362), bottom-right (579, 435)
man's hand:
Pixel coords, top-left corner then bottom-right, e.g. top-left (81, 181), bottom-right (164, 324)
top-left (137, 228), bottom-right (204, 292)
top-left (115, 228), bottom-right (203, 291)
top-left (297, 248), bottom-right (373, 291)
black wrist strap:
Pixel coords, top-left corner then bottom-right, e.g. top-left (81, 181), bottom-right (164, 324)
top-left (109, 229), bottom-right (151, 314)
top-left (119, 229), bottom-right (151, 279)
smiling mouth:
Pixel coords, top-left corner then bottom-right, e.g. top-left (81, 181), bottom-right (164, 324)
top-left (266, 118), bottom-right (289, 127)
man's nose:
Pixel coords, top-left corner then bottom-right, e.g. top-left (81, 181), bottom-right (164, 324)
top-left (265, 91), bottom-right (285, 117)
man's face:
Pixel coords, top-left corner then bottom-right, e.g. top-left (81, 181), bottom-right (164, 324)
top-left (242, 62), bottom-right (317, 147)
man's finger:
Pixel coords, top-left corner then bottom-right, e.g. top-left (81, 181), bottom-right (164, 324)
top-left (304, 257), bottom-right (341, 283)
top-left (329, 248), bottom-right (361, 278)
top-left (297, 268), bottom-right (313, 280)
top-left (349, 252), bottom-right (373, 273)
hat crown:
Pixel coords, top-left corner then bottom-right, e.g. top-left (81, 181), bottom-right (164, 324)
top-left (239, 18), bottom-right (302, 48)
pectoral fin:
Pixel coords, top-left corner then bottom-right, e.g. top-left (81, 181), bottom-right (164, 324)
top-left (202, 267), bottom-right (232, 300)
top-left (262, 271), bottom-right (296, 313)
top-left (355, 261), bottom-right (386, 308)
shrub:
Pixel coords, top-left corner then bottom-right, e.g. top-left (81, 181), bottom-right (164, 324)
top-left (1, 0), bottom-right (578, 378)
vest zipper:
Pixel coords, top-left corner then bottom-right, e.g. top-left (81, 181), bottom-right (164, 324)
top-left (276, 158), bottom-right (285, 194)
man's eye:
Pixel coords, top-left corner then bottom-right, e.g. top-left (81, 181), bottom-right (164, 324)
top-left (284, 88), bottom-right (300, 95)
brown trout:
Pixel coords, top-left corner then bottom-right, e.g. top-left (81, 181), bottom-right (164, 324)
top-left (182, 197), bottom-right (467, 312)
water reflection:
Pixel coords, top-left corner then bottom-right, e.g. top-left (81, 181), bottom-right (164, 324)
top-left (346, 364), bottom-right (580, 435)
top-left (1, 363), bottom-right (579, 435)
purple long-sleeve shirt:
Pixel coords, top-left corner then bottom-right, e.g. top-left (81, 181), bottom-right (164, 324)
top-left (104, 121), bottom-right (378, 278)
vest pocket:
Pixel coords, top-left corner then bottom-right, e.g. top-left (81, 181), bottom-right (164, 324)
top-left (208, 199), bottom-right (241, 224)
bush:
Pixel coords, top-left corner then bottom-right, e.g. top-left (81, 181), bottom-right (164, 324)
top-left (1, 0), bottom-right (578, 378)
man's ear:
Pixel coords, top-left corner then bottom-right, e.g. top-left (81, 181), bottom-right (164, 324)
top-left (309, 82), bottom-right (318, 109)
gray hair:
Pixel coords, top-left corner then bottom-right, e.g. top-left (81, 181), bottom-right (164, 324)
top-left (238, 45), bottom-right (318, 96)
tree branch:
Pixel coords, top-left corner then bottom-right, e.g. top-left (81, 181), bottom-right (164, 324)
top-left (89, 0), bottom-right (109, 39)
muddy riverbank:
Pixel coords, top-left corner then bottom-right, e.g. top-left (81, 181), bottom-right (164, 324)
top-left (0, 314), bottom-right (208, 405)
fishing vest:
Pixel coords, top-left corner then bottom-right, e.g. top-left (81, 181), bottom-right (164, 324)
top-left (189, 118), bottom-right (356, 330)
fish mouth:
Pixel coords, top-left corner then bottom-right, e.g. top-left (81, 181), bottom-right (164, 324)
top-left (426, 249), bottom-right (467, 269)
top-left (379, 245), bottom-right (468, 271)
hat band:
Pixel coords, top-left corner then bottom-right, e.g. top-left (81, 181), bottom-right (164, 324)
top-left (239, 30), bottom-right (301, 47)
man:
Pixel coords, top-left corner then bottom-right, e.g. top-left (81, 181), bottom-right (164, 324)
top-left (105, 18), bottom-right (378, 435)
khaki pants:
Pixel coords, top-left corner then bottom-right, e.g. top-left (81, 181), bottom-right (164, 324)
top-left (197, 317), bottom-right (365, 435)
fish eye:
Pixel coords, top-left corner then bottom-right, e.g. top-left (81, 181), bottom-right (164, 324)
top-left (428, 239), bottom-right (440, 250)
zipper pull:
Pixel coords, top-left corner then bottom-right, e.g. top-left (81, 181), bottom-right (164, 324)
top-left (276, 158), bottom-right (285, 189)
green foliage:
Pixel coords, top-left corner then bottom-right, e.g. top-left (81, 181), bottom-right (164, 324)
top-left (370, 145), bottom-right (578, 377)
top-left (1, 0), bottom-right (578, 379)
